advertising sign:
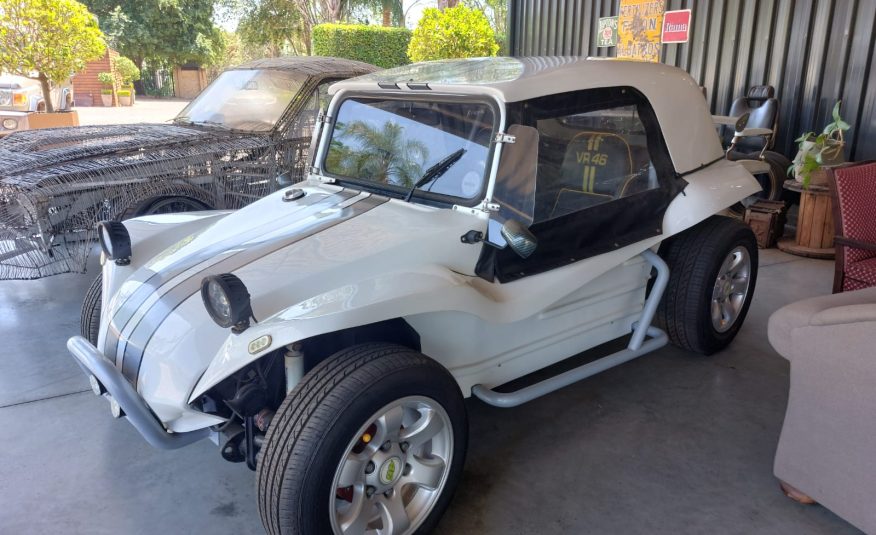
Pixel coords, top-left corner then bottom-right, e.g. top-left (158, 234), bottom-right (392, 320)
top-left (662, 9), bottom-right (692, 43)
top-left (617, 0), bottom-right (665, 63)
top-left (597, 16), bottom-right (619, 47)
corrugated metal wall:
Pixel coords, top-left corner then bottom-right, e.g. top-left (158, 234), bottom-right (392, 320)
top-left (509, 0), bottom-right (876, 160)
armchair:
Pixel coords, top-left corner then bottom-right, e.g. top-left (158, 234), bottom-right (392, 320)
top-left (829, 161), bottom-right (876, 292)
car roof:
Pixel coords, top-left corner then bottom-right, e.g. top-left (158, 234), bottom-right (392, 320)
top-left (331, 57), bottom-right (724, 175)
top-left (233, 56), bottom-right (379, 78)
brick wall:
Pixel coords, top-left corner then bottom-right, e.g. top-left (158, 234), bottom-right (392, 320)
top-left (72, 49), bottom-right (119, 107)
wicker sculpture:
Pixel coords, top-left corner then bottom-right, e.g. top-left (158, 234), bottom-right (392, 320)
top-left (0, 57), bottom-right (377, 280)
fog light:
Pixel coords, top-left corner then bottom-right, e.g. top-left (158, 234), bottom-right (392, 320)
top-left (248, 335), bottom-right (272, 354)
top-left (201, 274), bottom-right (253, 333)
top-left (2, 118), bottom-right (17, 130)
top-left (109, 396), bottom-right (123, 418)
top-left (96, 221), bottom-right (132, 265)
top-left (88, 375), bottom-right (104, 396)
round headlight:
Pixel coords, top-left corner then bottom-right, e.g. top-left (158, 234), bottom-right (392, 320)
top-left (2, 118), bottom-right (17, 130)
top-left (201, 274), bottom-right (253, 332)
top-left (96, 221), bottom-right (132, 264)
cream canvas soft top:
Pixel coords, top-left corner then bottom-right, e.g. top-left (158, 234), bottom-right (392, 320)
top-left (330, 56), bottom-right (724, 175)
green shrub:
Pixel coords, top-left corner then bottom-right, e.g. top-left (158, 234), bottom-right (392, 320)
top-left (100, 88), bottom-right (113, 95)
top-left (113, 56), bottom-right (141, 85)
top-left (408, 5), bottom-right (499, 62)
top-left (117, 89), bottom-right (131, 97)
top-left (97, 71), bottom-right (114, 87)
top-left (312, 24), bottom-right (410, 69)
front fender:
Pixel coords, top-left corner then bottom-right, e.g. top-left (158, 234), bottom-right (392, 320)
top-left (189, 265), bottom-right (481, 402)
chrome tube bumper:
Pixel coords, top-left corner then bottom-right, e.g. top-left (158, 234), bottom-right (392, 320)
top-left (67, 335), bottom-right (209, 449)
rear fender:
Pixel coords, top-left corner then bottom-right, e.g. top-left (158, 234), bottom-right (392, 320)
top-left (663, 159), bottom-right (760, 236)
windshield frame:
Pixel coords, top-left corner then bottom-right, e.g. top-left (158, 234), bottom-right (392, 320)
top-left (173, 68), bottom-right (307, 134)
top-left (317, 90), bottom-right (503, 208)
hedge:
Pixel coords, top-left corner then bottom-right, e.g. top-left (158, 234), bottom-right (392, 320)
top-left (312, 24), bottom-right (411, 69)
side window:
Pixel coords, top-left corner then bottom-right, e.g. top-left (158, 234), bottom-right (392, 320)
top-left (534, 104), bottom-right (659, 222)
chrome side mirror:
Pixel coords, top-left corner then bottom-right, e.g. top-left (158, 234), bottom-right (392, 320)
top-left (500, 220), bottom-right (537, 258)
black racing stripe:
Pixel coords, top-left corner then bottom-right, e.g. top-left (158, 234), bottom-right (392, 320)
top-left (120, 194), bottom-right (389, 386)
top-left (104, 189), bottom-right (356, 361)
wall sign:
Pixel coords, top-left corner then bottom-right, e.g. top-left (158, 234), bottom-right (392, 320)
top-left (597, 16), bottom-right (619, 47)
top-left (617, 0), bottom-right (665, 62)
top-left (662, 9), bottom-right (692, 44)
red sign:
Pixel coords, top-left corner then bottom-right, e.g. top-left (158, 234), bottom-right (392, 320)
top-left (662, 9), bottom-right (691, 43)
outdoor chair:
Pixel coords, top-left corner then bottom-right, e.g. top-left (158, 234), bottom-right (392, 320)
top-left (829, 161), bottom-right (876, 293)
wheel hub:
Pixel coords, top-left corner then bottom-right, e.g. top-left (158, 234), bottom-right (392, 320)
top-left (378, 456), bottom-right (403, 486)
top-left (711, 246), bottom-right (752, 333)
top-left (330, 396), bottom-right (453, 535)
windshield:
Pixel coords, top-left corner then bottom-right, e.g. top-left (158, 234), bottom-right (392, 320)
top-left (174, 69), bottom-right (304, 132)
top-left (323, 97), bottom-right (495, 200)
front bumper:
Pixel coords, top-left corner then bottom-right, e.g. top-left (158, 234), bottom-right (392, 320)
top-left (67, 335), bottom-right (209, 449)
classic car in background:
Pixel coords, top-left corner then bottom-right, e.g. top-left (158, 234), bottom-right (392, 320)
top-left (0, 73), bottom-right (75, 137)
top-left (0, 57), bottom-right (378, 279)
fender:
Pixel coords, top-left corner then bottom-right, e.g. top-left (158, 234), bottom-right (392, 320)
top-left (99, 211), bottom-right (232, 345)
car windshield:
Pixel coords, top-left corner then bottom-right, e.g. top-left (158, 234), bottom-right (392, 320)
top-left (174, 69), bottom-right (304, 132)
top-left (323, 97), bottom-right (496, 200)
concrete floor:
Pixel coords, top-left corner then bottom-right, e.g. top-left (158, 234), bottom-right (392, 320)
top-left (0, 249), bottom-right (861, 534)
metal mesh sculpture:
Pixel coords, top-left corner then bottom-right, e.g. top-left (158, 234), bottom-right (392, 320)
top-left (0, 57), bottom-right (377, 280)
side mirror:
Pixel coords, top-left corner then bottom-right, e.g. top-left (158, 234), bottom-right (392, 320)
top-left (500, 220), bottom-right (537, 258)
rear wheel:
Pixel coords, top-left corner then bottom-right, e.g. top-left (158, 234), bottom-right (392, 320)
top-left (256, 343), bottom-right (467, 535)
top-left (81, 273), bottom-right (102, 345)
top-left (656, 216), bottom-right (758, 355)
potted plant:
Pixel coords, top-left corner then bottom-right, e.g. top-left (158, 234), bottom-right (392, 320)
top-left (789, 101), bottom-right (851, 188)
top-left (113, 56), bottom-right (140, 106)
top-left (117, 88), bottom-right (132, 106)
top-left (97, 72), bottom-right (115, 106)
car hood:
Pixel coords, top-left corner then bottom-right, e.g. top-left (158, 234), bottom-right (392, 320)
top-left (103, 183), bottom-right (484, 387)
top-left (0, 123), bottom-right (253, 184)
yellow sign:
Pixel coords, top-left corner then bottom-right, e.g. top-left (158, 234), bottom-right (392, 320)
top-left (617, 0), bottom-right (665, 62)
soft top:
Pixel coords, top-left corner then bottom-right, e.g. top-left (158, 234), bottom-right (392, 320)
top-left (331, 57), bottom-right (723, 175)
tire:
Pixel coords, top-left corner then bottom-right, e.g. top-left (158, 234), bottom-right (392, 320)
top-left (656, 216), bottom-right (758, 355)
top-left (256, 343), bottom-right (468, 535)
top-left (727, 151), bottom-right (788, 215)
top-left (81, 273), bottom-right (102, 345)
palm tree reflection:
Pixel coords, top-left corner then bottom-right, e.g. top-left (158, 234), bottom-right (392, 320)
top-left (327, 120), bottom-right (429, 187)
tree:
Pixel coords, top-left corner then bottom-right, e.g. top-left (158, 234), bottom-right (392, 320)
top-left (463, 0), bottom-right (506, 37)
top-left (237, 0), bottom-right (310, 56)
top-left (407, 5), bottom-right (499, 62)
top-left (0, 0), bottom-right (106, 112)
top-left (113, 56), bottom-right (140, 86)
top-left (82, 0), bottom-right (224, 71)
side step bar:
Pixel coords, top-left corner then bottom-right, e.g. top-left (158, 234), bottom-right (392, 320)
top-left (471, 250), bottom-right (670, 408)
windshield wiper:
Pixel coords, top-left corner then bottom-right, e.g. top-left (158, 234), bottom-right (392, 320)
top-left (404, 148), bottom-right (466, 202)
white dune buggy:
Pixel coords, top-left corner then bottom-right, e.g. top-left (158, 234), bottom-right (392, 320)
top-left (69, 57), bottom-right (761, 534)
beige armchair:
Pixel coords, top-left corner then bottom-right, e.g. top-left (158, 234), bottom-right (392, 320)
top-left (768, 286), bottom-right (876, 533)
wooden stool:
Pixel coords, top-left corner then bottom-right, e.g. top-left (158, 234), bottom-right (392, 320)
top-left (778, 180), bottom-right (835, 259)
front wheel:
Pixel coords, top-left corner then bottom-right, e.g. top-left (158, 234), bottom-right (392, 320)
top-left (656, 216), bottom-right (758, 355)
top-left (256, 343), bottom-right (468, 535)
top-left (81, 273), bottom-right (102, 345)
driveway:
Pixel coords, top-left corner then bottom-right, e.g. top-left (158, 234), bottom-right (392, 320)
top-left (76, 98), bottom-right (189, 126)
